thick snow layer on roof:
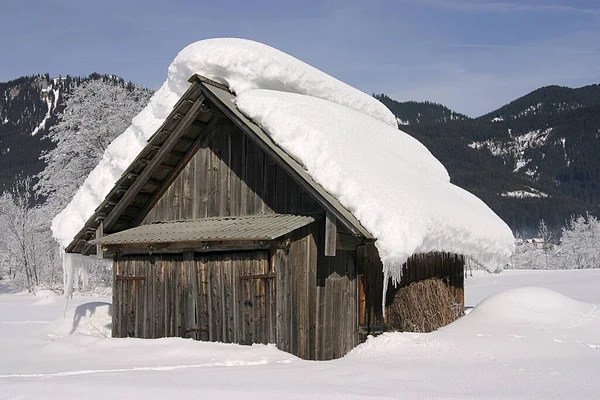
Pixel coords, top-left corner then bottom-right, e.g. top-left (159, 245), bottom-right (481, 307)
top-left (52, 38), bottom-right (513, 280)
top-left (52, 38), bottom-right (396, 249)
top-left (236, 90), bottom-right (514, 279)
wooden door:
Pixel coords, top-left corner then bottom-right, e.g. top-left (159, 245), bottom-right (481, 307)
top-left (113, 256), bottom-right (148, 338)
top-left (193, 250), bottom-right (276, 345)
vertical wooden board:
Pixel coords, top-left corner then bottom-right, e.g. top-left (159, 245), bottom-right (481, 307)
top-left (264, 157), bottom-right (276, 213)
top-left (259, 252), bottom-right (269, 344)
top-left (274, 248), bottom-right (289, 353)
top-left (209, 256), bottom-right (223, 342)
top-left (253, 144), bottom-right (265, 214)
top-left (120, 259), bottom-right (127, 338)
top-left (343, 276), bottom-right (353, 355)
top-left (133, 259), bottom-right (141, 337)
top-left (183, 250), bottom-right (194, 338)
top-left (244, 137), bottom-right (256, 214)
top-left (122, 258), bottom-right (131, 337)
top-left (198, 255), bottom-right (210, 341)
top-left (169, 171), bottom-right (181, 220)
top-left (179, 257), bottom-right (186, 337)
top-left (324, 213), bottom-right (337, 257)
top-left (274, 167), bottom-right (286, 213)
top-left (222, 254), bottom-right (235, 342)
top-left (219, 124), bottom-right (232, 216)
top-left (207, 135), bottom-right (220, 217)
top-left (128, 259), bottom-right (136, 338)
top-left (306, 227), bottom-right (318, 360)
top-left (147, 257), bottom-right (155, 338)
top-left (294, 237), bottom-right (307, 358)
top-left (242, 253), bottom-right (253, 345)
top-left (251, 256), bottom-right (261, 344)
top-left (267, 249), bottom-right (277, 344)
top-left (238, 133), bottom-right (249, 216)
top-left (229, 127), bottom-right (243, 216)
top-left (164, 259), bottom-right (171, 337)
top-left (322, 278), bottom-right (333, 360)
top-left (178, 256), bottom-right (186, 337)
top-left (153, 257), bottom-right (162, 338)
top-left (112, 258), bottom-right (119, 338)
top-left (179, 160), bottom-right (191, 220)
top-left (314, 285), bottom-right (322, 360)
top-left (163, 257), bottom-right (171, 336)
top-left (195, 146), bottom-right (209, 219)
top-left (253, 254), bottom-right (267, 344)
top-left (176, 257), bottom-right (184, 337)
top-left (160, 257), bottom-right (168, 338)
top-left (231, 253), bottom-right (242, 343)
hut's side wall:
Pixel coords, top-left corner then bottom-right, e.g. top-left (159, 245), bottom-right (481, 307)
top-left (142, 118), bottom-right (321, 223)
top-left (275, 222), bottom-right (359, 360)
top-left (111, 220), bottom-right (359, 361)
top-left (357, 244), bottom-right (465, 331)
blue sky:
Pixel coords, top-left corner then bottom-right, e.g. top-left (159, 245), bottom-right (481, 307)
top-left (1, 0), bottom-right (599, 116)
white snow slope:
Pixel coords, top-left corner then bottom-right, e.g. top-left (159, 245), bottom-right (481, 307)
top-left (52, 38), bottom-right (513, 282)
top-left (1, 269), bottom-right (599, 399)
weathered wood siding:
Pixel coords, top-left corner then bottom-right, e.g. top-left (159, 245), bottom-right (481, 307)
top-left (275, 222), bottom-right (358, 360)
top-left (112, 250), bottom-right (276, 344)
top-left (142, 119), bottom-right (320, 223)
top-left (357, 244), bottom-right (464, 330)
top-left (113, 219), bottom-right (359, 360)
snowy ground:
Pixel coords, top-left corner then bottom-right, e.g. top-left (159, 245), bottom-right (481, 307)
top-left (1, 269), bottom-right (599, 399)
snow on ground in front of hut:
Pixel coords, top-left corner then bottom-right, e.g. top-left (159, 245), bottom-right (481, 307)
top-left (1, 269), bottom-right (600, 399)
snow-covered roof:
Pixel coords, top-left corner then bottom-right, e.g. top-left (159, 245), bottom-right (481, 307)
top-left (53, 38), bottom-right (514, 282)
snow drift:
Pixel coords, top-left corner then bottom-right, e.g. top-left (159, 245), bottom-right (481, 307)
top-left (52, 38), bottom-right (514, 283)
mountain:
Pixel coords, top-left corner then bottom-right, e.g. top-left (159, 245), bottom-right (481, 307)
top-left (375, 94), bottom-right (468, 125)
top-left (376, 84), bottom-right (600, 233)
top-left (0, 74), bottom-right (62, 192)
top-left (0, 73), bottom-right (148, 194)
top-left (2, 73), bottom-right (597, 234)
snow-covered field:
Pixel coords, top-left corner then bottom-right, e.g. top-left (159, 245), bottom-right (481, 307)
top-left (1, 269), bottom-right (599, 399)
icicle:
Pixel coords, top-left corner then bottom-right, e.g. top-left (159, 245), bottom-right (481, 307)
top-left (63, 252), bottom-right (76, 317)
top-left (382, 265), bottom-right (390, 319)
top-left (381, 258), bottom-right (406, 319)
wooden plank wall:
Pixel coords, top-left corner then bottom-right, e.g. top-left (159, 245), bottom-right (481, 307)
top-left (113, 220), bottom-right (360, 360)
top-left (112, 250), bottom-right (275, 344)
top-left (142, 119), bottom-right (320, 224)
top-left (357, 244), bottom-right (465, 330)
top-left (275, 223), bottom-right (358, 360)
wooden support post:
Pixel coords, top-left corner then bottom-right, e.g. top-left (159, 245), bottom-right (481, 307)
top-left (325, 212), bottom-right (337, 257)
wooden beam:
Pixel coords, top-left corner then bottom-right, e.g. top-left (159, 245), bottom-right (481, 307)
top-left (325, 212), bottom-right (337, 257)
top-left (102, 239), bottom-right (269, 256)
top-left (101, 93), bottom-right (206, 231)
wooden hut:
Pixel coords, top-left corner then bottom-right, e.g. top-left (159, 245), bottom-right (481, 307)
top-left (66, 75), bottom-right (464, 360)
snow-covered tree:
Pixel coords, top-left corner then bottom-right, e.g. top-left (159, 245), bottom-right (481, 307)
top-left (559, 214), bottom-right (600, 269)
top-left (36, 79), bottom-right (151, 212)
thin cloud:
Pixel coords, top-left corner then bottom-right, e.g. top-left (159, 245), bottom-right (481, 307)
top-left (396, 0), bottom-right (600, 15)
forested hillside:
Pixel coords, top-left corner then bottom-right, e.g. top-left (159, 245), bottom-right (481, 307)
top-left (376, 84), bottom-right (600, 233)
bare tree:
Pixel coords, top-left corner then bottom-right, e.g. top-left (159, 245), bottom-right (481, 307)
top-left (0, 177), bottom-right (40, 292)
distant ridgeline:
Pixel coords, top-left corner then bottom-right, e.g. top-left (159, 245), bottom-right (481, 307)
top-left (375, 84), bottom-right (600, 234)
top-left (1, 72), bottom-right (598, 234)
top-left (0, 73), bottom-right (149, 194)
